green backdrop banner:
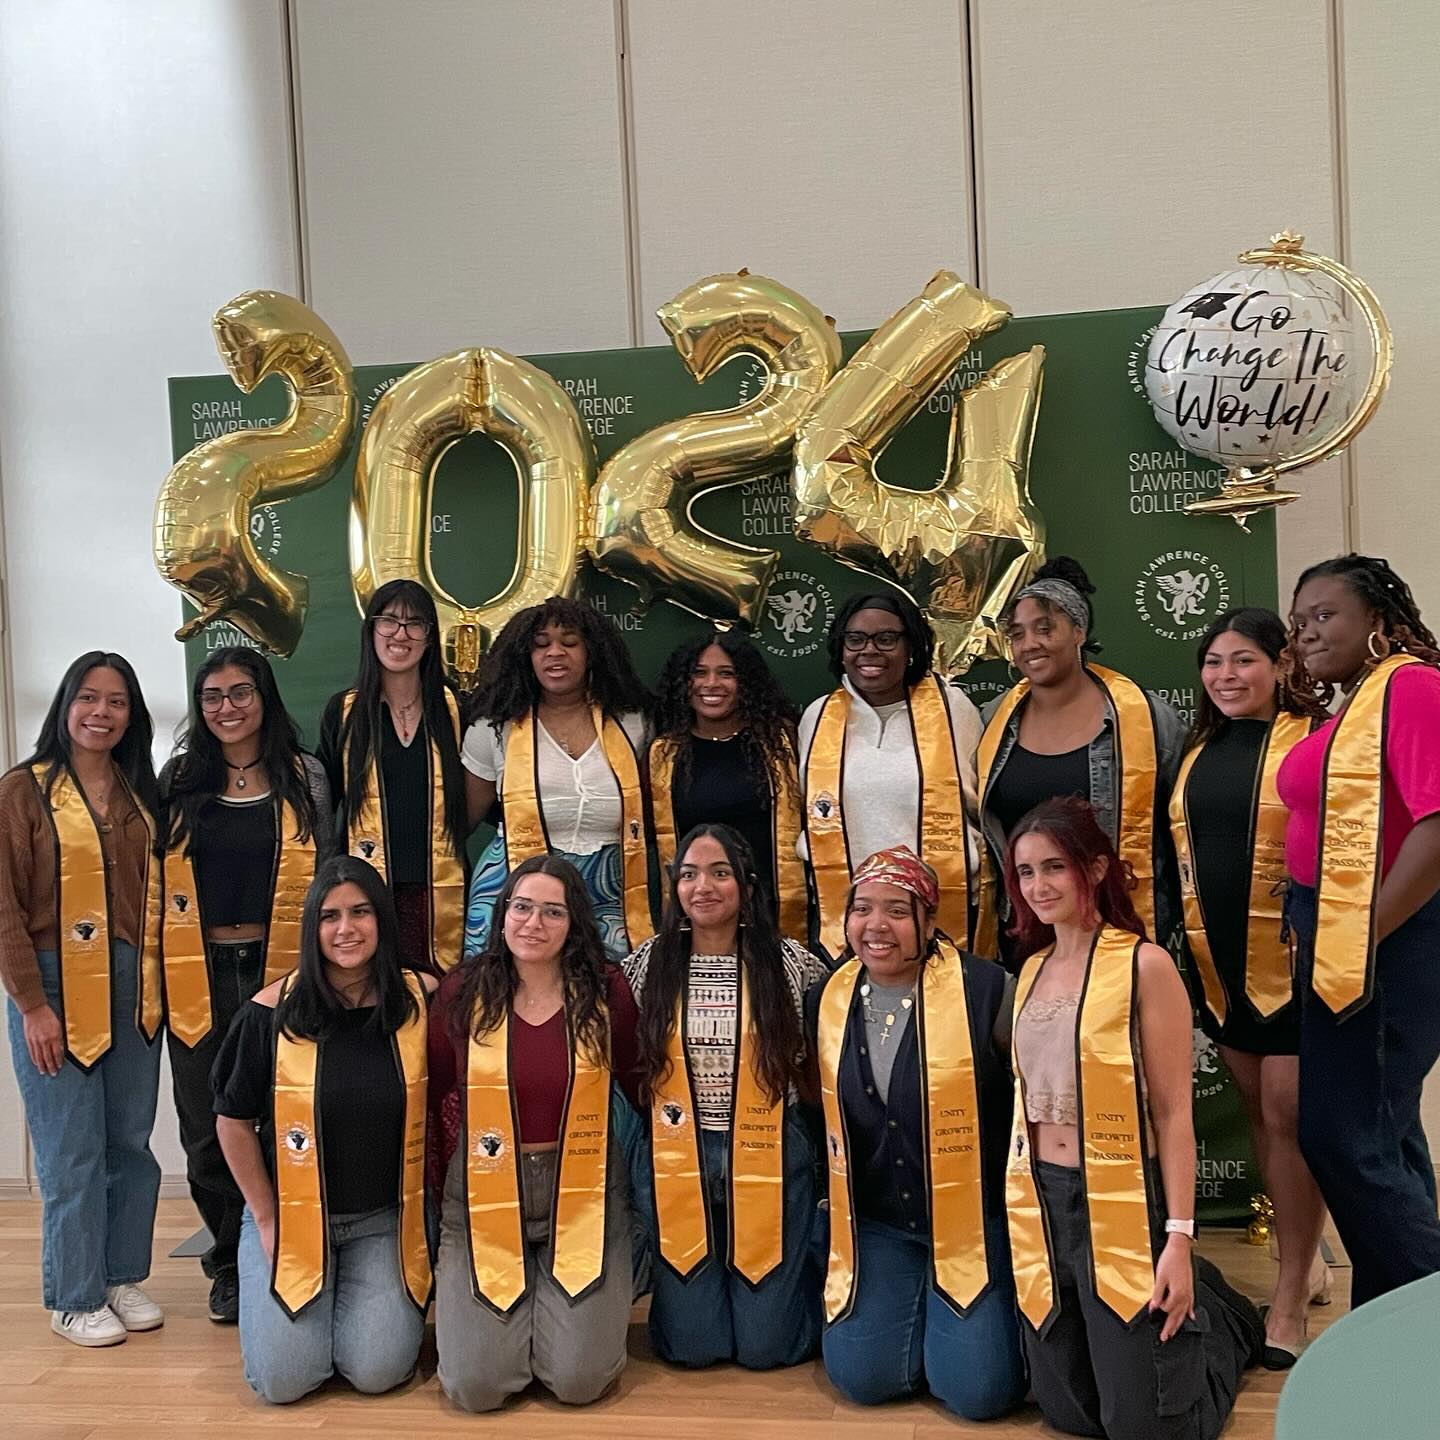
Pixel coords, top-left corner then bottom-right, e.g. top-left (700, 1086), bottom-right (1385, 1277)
top-left (169, 303), bottom-right (1274, 1221)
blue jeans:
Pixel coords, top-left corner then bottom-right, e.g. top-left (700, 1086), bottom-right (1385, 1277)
top-left (238, 1204), bottom-right (424, 1404)
top-left (6, 944), bottom-right (161, 1311)
top-left (822, 1216), bottom-right (1026, 1420)
top-left (632, 1114), bottom-right (822, 1368)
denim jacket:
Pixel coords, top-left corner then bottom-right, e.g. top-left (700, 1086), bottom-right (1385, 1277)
top-left (978, 682), bottom-right (1187, 949)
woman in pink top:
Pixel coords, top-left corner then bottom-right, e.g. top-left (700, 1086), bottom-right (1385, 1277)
top-left (1278, 554), bottom-right (1440, 1310)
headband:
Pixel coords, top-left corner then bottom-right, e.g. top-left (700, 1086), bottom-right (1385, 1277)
top-left (1014, 578), bottom-right (1090, 633)
top-left (850, 845), bottom-right (940, 912)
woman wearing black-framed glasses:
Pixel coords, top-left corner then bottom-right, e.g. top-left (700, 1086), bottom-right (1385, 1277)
top-left (798, 592), bottom-right (983, 963)
top-left (158, 645), bottom-right (331, 1323)
top-left (318, 580), bottom-right (472, 974)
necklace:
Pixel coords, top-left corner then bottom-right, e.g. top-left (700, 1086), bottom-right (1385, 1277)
top-left (860, 981), bottom-right (916, 1048)
top-left (225, 757), bottom-right (263, 791)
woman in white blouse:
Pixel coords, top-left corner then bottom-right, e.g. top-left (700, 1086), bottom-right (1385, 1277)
top-left (460, 598), bottom-right (651, 961)
top-left (798, 592), bottom-right (983, 962)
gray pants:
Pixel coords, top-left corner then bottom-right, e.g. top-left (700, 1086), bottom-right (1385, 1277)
top-left (436, 1142), bottom-right (633, 1413)
top-left (1023, 1160), bottom-right (1261, 1440)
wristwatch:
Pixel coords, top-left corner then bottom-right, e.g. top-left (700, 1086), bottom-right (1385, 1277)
top-left (1164, 1218), bottom-right (1196, 1238)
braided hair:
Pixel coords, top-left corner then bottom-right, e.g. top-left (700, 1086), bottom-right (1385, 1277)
top-left (650, 630), bottom-right (799, 801)
top-left (1283, 554), bottom-right (1440, 706)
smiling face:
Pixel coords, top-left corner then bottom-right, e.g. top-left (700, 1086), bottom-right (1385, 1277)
top-left (1013, 831), bottom-right (1097, 930)
top-left (317, 881), bottom-right (379, 971)
top-left (845, 880), bottom-right (931, 981)
top-left (503, 872), bottom-right (571, 968)
top-left (1200, 628), bottom-right (1279, 720)
top-left (66, 666), bottom-right (131, 758)
top-left (675, 833), bottom-right (744, 934)
top-left (531, 623), bottom-right (588, 701)
top-left (200, 662), bottom-right (263, 748)
top-left (1291, 574), bottom-right (1379, 686)
top-left (689, 644), bottom-right (739, 729)
top-left (371, 600), bottom-right (431, 675)
top-left (841, 607), bottom-right (910, 705)
top-left (1006, 597), bottom-right (1084, 689)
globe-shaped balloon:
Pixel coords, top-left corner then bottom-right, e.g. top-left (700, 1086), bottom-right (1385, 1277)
top-left (1142, 232), bottom-right (1391, 524)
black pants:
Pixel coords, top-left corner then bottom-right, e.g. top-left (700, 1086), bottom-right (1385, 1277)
top-left (1022, 1160), bottom-right (1259, 1440)
top-left (1292, 883), bottom-right (1440, 1308)
top-left (166, 938), bottom-right (267, 1275)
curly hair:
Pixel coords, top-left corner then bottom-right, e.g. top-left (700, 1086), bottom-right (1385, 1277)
top-left (1188, 607), bottom-right (1325, 747)
top-left (650, 630), bottom-right (799, 801)
top-left (446, 854), bottom-right (612, 1066)
top-left (632, 824), bottom-right (802, 1108)
top-left (1282, 554), bottom-right (1440, 707)
top-left (1004, 554), bottom-right (1102, 655)
top-left (466, 596), bottom-right (651, 727)
top-left (825, 591), bottom-right (933, 687)
top-left (1003, 795), bottom-right (1146, 962)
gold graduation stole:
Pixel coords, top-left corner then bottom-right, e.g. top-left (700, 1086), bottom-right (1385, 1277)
top-left (342, 689), bottom-right (466, 970)
top-left (1170, 712), bottom-right (1311, 1025)
top-left (162, 794), bottom-right (317, 1047)
top-left (648, 737), bottom-right (807, 939)
top-left (1313, 654), bottom-right (1424, 1017)
top-left (804, 676), bottom-right (971, 959)
top-left (1007, 925), bottom-right (1154, 1333)
top-left (976, 664), bottom-right (1159, 954)
top-left (817, 940), bottom-right (988, 1323)
top-left (32, 764), bottom-right (162, 1070)
top-left (270, 970), bottom-right (431, 1319)
top-left (502, 708), bottom-right (652, 948)
top-left (464, 1004), bottom-right (612, 1312)
top-left (649, 962), bottom-right (785, 1284)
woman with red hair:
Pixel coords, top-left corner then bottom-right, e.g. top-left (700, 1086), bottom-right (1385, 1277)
top-left (1004, 796), bottom-right (1261, 1440)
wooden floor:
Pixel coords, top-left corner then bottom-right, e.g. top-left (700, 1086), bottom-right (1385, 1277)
top-left (0, 1197), bottom-right (1345, 1439)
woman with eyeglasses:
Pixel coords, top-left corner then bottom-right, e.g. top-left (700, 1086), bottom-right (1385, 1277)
top-left (798, 591), bottom-right (982, 963)
top-left (975, 557), bottom-right (1186, 967)
top-left (1, 652), bottom-right (165, 1348)
top-left (647, 631), bottom-right (804, 932)
top-left (318, 580), bottom-right (471, 973)
top-left (428, 854), bottom-right (643, 1412)
top-left (460, 597), bottom-right (652, 962)
top-left (158, 647), bottom-right (330, 1324)
top-left (623, 824), bottom-right (828, 1369)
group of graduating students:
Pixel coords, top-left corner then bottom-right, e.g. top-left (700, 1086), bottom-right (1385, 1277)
top-left (4, 547), bottom-right (1440, 1437)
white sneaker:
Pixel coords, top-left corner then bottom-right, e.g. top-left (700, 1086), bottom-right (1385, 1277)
top-left (51, 1305), bottom-right (127, 1347)
top-left (104, 1284), bottom-right (164, 1331)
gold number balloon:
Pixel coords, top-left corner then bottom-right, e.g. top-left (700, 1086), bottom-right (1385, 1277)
top-left (153, 291), bottom-right (355, 655)
top-left (351, 347), bottom-right (594, 689)
top-left (590, 270), bottom-right (841, 627)
top-left (793, 270), bottom-right (1046, 673)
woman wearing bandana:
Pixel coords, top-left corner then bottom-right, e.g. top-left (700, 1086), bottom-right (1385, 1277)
top-left (804, 846), bottom-right (1024, 1419)
top-left (976, 557), bottom-right (1186, 966)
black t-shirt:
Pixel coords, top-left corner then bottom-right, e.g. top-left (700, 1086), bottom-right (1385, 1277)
top-left (212, 998), bottom-right (407, 1216)
top-left (987, 741), bottom-right (1090, 843)
top-left (191, 794), bottom-right (276, 928)
top-left (318, 693), bottom-right (430, 886)
top-left (668, 736), bottom-right (777, 909)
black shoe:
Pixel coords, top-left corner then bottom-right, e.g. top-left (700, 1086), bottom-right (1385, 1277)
top-left (208, 1266), bottom-right (239, 1324)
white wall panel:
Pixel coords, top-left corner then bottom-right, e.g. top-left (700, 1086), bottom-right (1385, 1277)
top-left (626, 0), bottom-right (974, 339)
top-left (293, 0), bottom-right (632, 361)
top-left (0, 0), bottom-right (299, 1184)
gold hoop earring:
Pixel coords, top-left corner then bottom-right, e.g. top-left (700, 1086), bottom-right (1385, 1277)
top-left (1006, 659), bottom-right (1020, 683)
top-left (1367, 630), bottom-right (1391, 663)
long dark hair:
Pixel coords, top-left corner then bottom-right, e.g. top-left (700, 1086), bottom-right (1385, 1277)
top-left (275, 855), bottom-right (421, 1040)
top-left (826, 591), bottom-right (933, 686)
top-left (1004, 554), bottom-right (1102, 655)
top-left (1003, 796), bottom-right (1145, 961)
top-left (1189, 607), bottom-right (1322, 746)
top-left (20, 651), bottom-right (157, 816)
top-left (342, 580), bottom-right (468, 857)
top-left (650, 630), bottom-right (799, 800)
top-left (468, 595), bottom-right (650, 727)
top-left (634, 825), bottom-right (802, 1108)
top-left (165, 647), bottom-right (315, 852)
top-left (1282, 552), bottom-right (1440, 707)
top-left (446, 854), bottom-right (611, 1065)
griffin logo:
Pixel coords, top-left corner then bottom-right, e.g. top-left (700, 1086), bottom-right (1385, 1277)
top-left (1134, 551), bottom-right (1231, 643)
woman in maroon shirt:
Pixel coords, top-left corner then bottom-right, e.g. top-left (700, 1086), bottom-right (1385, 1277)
top-left (427, 854), bottom-right (642, 1413)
